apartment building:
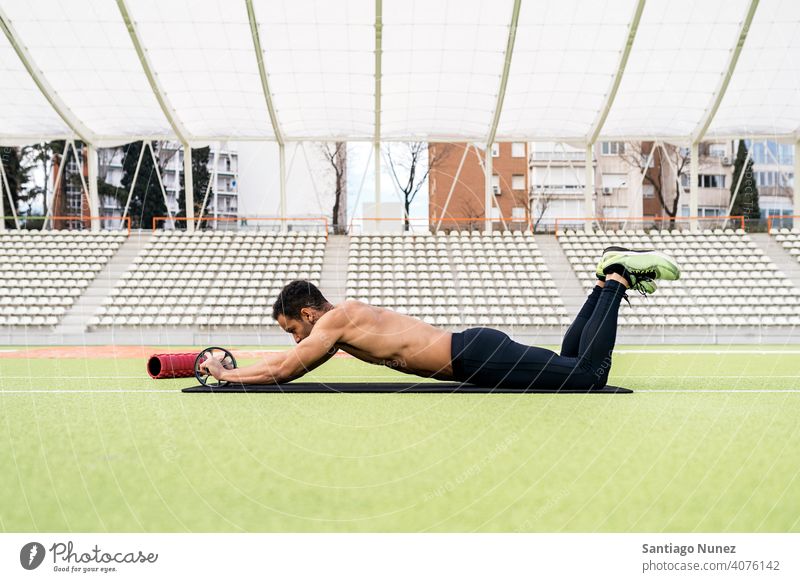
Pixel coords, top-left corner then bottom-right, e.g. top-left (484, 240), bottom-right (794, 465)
top-left (428, 142), bottom-right (530, 229)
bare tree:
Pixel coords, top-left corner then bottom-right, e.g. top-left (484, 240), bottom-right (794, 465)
top-left (321, 142), bottom-right (347, 234)
top-left (619, 141), bottom-right (690, 222)
top-left (385, 142), bottom-right (451, 231)
top-left (531, 188), bottom-right (555, 232)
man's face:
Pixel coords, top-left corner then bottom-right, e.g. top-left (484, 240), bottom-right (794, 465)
top-left (277, 311), bottom-right (315, 344)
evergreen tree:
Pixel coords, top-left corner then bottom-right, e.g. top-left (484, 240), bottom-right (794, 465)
top-left (730, 140), bottom-right (760, 220)
top-left (177, 146), bottom-right (211, 228)
top-left (120, 141), bottom-right (167, 230)
top-left (0, 146), bottom-right (30, 229)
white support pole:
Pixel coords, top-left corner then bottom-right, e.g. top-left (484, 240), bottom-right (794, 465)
top-left (69, 141), bottom-right (92, 230)
top-left (183, 144), bottom-right (195, 232)
top-left (122, 142), bottom-right (146, 222)
top-left (86, 144), bottom-right (100, 231)
top-left (374, 141), bottom-right (381, 220)
top-left (690, 142), bottom-right (699, 230)
top-left (435, 143), bottom-right (469, 232)
top-left (279, 142), bottom-right (287, 231)
top-left (212, 146), bottom-right (220, 221)
top-left (795, 141), bottom-right (800, 220)
top-left (584, 145), bottom-right (594, 232)
top-left (46, 140), bottom-right (71, 228)
top-left (347, 144), bottom-right (373, 234)
top-left (724, 142), bottom-right (751, 223)
top-left (0, 162), bottom-right (4, 232)
top-left (484, 144), bottom-right (493, 233)
top-left (148, 142), bottom-right (173, 227)
top-left (198, 144), bottom-right (219, 224)
top-left (374, 0), bottom-right (382, 222)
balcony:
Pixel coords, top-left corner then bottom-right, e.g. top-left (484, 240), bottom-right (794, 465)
top-left (530, 151), bottom-right (585, 162)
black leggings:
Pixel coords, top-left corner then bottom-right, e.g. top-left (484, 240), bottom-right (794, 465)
top-left (450, 280), bottom-right (625, 390)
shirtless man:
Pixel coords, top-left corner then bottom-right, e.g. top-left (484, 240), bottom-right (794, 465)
top-left (200, 248), bottom-right (679, 390)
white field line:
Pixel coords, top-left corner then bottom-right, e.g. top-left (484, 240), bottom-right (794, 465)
top-left (614, 349), bottom-right (800, 355)
top-left (1, 389), bottom-right (800, 394)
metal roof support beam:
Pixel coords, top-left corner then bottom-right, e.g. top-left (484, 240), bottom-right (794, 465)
top-left (45, 140), bottom-right (71, 228)
top-left (147, 142), bottom-right (174, 227)
top-left (198, 144), bottom-right (219, 224)
top-left (183, 146), bottom-right (195, 231)
top-left (116, 0), bottom-right (195, 231)
top-left (86, 143), bottom-right (100, 231)
top-left (374, 0), bottom-right (383, 219)
top-left (121, 142), bottom-right (146, 223)
top-left (69, 141), bottom-right (94, 230)
top-left (724, 142), bottom-right (751, 224)
top-left (245, 0), bottom-right (286, 224)
top-left (486, 0), bottom-right (521, 146)
top-left (0, 7), bottom-right (93, 144)
top-left (691, 0), bottom-right (760, 144)
top-left (689, 142), bottom-right (699, 230)
top-left (435, 143), bottom-right (469, 232)
top-left (795, 141), bottom-right (800, 217)
top-left (245, 0), bottom-right (284, 145)
top-left (484, 145), bottom-right (493, 233)
top-left (584, 145), bottom-right (595, 232)
top-left (587, 0), bottom-right (646, 144)
top-left (279, 143), bottom-right (287, 230)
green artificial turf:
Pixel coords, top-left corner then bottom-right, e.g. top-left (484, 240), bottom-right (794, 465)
top-left (1, 348), bottom-right (799, 532)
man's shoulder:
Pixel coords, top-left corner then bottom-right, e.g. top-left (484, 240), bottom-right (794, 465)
top-left (319, 300), bottom-right (366, 325)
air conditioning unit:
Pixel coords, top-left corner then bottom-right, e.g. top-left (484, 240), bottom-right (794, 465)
top-left (602, 187), bottom-right (613, 195)
top-left (722, 156), bottom-right (732, 166)
top-left (492, 185), bottom-right (501, 195)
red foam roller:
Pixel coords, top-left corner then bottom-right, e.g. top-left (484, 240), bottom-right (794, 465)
top-left (147, 352), bottom-right (198, 379)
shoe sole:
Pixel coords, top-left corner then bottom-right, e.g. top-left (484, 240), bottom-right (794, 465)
top-left (600, 247), bottom-right (681, 281)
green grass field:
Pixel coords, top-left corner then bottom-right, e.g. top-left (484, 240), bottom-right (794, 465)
top-left (1, 347), bottom-right (799, 532)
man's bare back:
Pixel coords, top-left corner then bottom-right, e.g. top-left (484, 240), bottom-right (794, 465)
top-left (200, 299), bottom-right (454, 384)
top-left (326, 301), bottom-right (454, 379)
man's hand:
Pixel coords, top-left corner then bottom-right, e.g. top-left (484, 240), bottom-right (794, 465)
top-left (199, 353), bottom-right (227, 381)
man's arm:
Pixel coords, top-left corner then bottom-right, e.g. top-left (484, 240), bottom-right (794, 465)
top-left (207, 315), bottom-right (342, 384)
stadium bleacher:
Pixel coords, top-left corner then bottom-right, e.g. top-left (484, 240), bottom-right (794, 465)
top-left (90, 230), bottom-right (325, 328)
top-left (346, 230), bottom-right (571, 327)
top-left (0, 230), bottom-right (125, 328)
top-left (773, 228), bottom-right (800, 263)
top-left (560, 228), bottom-right (800, 327)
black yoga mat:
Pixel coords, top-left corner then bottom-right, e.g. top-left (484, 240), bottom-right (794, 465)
top-left (182, 382), bottom-right (633, 394)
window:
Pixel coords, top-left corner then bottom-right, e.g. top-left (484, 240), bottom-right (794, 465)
top-left (698, 174), bottom-right (726, 188)
top-left (511, 174), bottom-right (525, 190)
top-left (511, 142), bottom-right (526, 158)
top-left (708, 143), bottom-right (727, 158)
top-left (491, 143), bottom-right (499, 157)
top-left (601, 141), bottom-right (624, 155)
top-left (601, 174), bottom-right (627, 188)
top-left (680, 173), bottom-right (690, 190)
top-left (640, 153), bottom-right (655, 168)
top-left (512, 207), bottom-right (526, 220)
top-left (642, 184), bottom-right (655, 198)
top-left (755, 171), bottom-right (793, 188)
top-left (492, 174), bottom-right (501, 195)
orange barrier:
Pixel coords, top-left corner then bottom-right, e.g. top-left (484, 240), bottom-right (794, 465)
top-left (152, 216), bottom-right (329, 236)
top-left (2, 215), bottom-right (131, 235)
top-left (553, 215), bottom-right (745, 238)
top-left (766, 215), bottom-right (799, 234)
top-left (350, 216), bottom-right (534, 234)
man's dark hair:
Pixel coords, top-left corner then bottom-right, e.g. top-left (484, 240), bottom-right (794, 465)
top-left (272, 280), bottom-right (330, 321)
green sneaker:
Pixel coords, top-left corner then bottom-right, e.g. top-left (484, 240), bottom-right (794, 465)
top-left (597, 246), bottom-right (680, 295)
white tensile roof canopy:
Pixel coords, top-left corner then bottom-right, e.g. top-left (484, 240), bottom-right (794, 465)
top-left (0, 0), bottom-right (797, 148)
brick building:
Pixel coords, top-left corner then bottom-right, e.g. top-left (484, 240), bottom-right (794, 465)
top-left (428, 142), bottom-right (530, 230)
